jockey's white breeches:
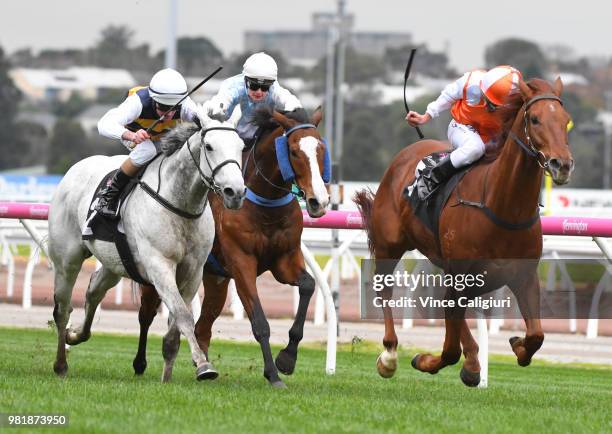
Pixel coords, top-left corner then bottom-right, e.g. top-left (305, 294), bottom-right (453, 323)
top-left (447, 120), bottom-right (488, 168)
top-left (122, 139), bottom-right (158, 167)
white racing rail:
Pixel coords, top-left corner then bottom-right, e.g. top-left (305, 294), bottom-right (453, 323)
top-left (1, 202), bottom-right (612, 387)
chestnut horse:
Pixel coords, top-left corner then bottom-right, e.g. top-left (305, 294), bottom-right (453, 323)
top-left (133, 108), bottom-right (330, 388)
top-left (354, 78), bottom-right (573, 386)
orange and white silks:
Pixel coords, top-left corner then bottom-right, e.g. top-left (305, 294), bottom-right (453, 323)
top-left (450, 70), bottom-right (503, 144)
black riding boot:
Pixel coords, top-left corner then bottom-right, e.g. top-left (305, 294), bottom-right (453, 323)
top-left (95, 169), bottom-right (133, 219)
top-left (417, 156), bottom-right (458, 200)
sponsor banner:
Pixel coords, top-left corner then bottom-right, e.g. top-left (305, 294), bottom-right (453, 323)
top-left (0, 175), bottom-right (62, 202)
top-left (549, 188), bottom-right (612, 215)
top-left (360, 259), bottom-right (612, 319)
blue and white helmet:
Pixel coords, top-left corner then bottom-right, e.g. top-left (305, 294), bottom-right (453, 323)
top-left (242, 52), bottom-right (278, 84)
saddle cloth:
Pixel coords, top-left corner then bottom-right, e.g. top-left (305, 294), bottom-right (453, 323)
top-left (403, 152), bottom-right (470, 241)
top-left (81, 169), bottom-right (149, 284)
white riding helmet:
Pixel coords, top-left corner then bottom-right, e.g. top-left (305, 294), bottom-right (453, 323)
top-left (242, 52), bottom-right (278, 83)
top-left (149, 68), bottom-right (188, 106)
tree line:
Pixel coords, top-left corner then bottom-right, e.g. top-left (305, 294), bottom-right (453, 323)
top-left (0, 26), bottom-right (609, 188)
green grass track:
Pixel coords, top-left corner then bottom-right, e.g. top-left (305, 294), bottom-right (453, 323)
top-left (0, 327), bottom-right (610, 433)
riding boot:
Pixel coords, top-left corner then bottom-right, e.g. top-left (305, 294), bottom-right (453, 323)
top-left (95, 169), bottom-right (133, 219)
top-left (417, 156), bottom-right (458, 200)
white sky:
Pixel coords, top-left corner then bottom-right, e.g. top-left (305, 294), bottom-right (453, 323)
top-left (2, 0), bottom-right (610, 71)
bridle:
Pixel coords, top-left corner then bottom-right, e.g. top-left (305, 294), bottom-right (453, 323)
top-left (188, 126), bottom-right (241, 195)
top-left (248, 122), bottom-right (320, 199)
top-left (139, 126), bottom-right (241, 219)
top-left (509, 94), bottom-right (563, 171)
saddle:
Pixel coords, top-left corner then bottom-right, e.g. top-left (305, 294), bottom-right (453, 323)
top-left (82, 166), bottom-right (149, 284)
top-left (403, 152), bottom-right (470, 241)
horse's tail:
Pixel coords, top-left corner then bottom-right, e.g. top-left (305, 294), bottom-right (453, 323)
top-left (353, 189), bottom-right (376, 256)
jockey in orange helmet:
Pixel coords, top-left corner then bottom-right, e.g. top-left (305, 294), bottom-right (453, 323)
top-left (407, 65), bottom-right (522, 199)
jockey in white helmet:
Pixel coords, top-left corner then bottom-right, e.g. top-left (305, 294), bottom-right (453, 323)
top-left (96, 68), bottom-right (200, 219)
top-left (406, 65), bottom-right (522, 199)
top-left (207, 52), bottom-right (302, 147)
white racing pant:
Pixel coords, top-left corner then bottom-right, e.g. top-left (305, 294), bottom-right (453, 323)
top-left (447, 120), bottom-right (490, 168)
top-left (121, 139), bottom-right (158, 167)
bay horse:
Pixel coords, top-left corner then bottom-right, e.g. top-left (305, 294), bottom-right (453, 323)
top-left (354, 78), bottom-right (574, 386)
top-left (133, 108), bottom-right (330, 388)
top-left (48, 110), bottom-right (246, 382)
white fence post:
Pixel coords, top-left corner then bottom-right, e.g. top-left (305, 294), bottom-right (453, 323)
top-left (301, 241), bottom-right (337, 375)
top-left (229, 279), bottom-right (244, 320)
top-left (476, 316), bottom-right (489, 389)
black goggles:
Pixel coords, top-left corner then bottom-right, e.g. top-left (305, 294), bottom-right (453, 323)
top-left (483, 95), bottom-right (499, 112)
top-left (156, 102), bottom-right (180, 113)
top-left (245, 78), bottom-right (273, 92)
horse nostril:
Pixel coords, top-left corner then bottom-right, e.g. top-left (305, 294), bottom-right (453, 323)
top-left (549, 159), bottom-right (562, 171)
top-left (307, 198), bottom-right (320, 210)
top-left (223, 187), bottom-right (235, 197)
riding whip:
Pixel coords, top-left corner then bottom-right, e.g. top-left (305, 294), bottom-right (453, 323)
top-left (403, 49), bottom-right (424, 139)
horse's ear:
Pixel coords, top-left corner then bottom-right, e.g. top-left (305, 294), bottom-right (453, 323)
top-left (197, 102), bottom-right (212, 128)
top-left (553, 76), bottom-right (563, 97)
top-left (228, 105), bottom-right (242, 128)
top-left (518, 79), bottom-right (533, 101)
top-left (271, 110), bottom-right (292, 130)
top-left (310, 106), bottom-right (323, 127)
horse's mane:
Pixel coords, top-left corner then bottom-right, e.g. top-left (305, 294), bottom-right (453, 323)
top-left (250, 107), bottom-right (310, 136)
top-left (484, 79), bottom-right (551, 161)
top-left (160, 123), bottom-right (200, 155)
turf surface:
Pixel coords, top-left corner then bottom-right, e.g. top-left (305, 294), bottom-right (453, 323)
top-left (0, 327), bottom-right (610, 433)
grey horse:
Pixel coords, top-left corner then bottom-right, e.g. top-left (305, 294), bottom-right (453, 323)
top-left (48, 109), bottom-right (245, 382)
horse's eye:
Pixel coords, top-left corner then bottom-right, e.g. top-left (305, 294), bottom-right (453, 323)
top-left (530, 116), bottom-right (540, 125)
top-left (290, 150), bottom-right (298, 158)
top-left (205, 143), bottom-right (213, 152)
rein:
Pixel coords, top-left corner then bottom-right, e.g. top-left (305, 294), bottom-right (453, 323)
top-left (455, 94), bottom-right (562, 230)
top-left (138, 126), bottom-right (240, 219)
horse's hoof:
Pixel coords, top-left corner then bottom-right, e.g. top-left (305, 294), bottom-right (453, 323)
top-left (65, 329), bottom-right (89, 346)
top-left (133, 358), bottom-right (147, 375)
top-left (460, 367), bottom-right (481, 387)
top-left (196, 362), bottom-right (219, 381)
top-left (275, 349), bottom-right (296, 375)
top-left (376, 352), bottom-right (397, 378)
top-left (270, 380), bottom-right (287, 389)
top-left (53, 362), bottom-right (68, 378)
top-left (411, 353), bottom-right (421, 370)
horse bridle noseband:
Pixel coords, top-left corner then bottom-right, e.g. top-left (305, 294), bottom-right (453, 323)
top-left (509, 94), bottom-right (563, 171)
top-left (248, 123), bottom-right (319, 199)
top-left (139, 126), bottom-right (241, 219)
top-left (188, 126), bottom-right (241, 195)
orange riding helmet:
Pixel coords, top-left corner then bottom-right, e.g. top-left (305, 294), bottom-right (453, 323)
top-left (480, 65), bottom-right (522, 106)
